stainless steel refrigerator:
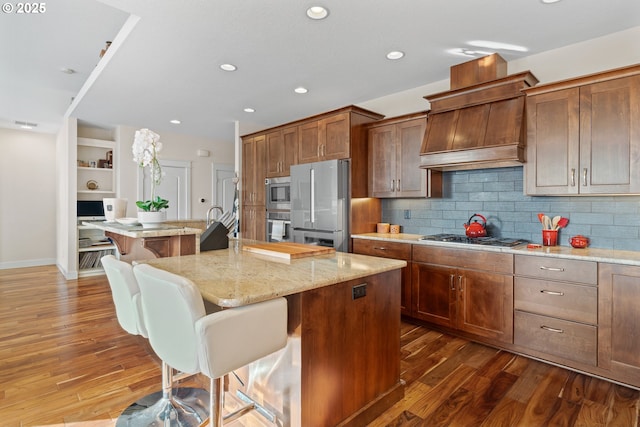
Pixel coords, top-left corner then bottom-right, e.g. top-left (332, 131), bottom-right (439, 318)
top-left (290, 159), bottom-right (350, 251)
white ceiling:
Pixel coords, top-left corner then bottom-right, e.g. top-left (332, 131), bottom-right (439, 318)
top-left (2, 0), bottom-right (639, 141)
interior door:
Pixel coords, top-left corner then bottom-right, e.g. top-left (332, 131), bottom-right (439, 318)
top-left (140, 160), bottom-right (191, 220)
top-left (212, 163), bottom-right (235, 214)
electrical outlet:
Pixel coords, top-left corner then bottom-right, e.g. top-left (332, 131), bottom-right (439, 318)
top-left (352, 283), bottom-right (367, 300)
top-left (404, 210), bottom-right (411, 219)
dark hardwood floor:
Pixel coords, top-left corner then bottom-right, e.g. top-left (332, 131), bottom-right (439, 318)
top-left (0, 266), bottom-right (638, 426)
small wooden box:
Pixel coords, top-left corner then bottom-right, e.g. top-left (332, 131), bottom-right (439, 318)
top-left (450, 53), bottom-right (507, 90)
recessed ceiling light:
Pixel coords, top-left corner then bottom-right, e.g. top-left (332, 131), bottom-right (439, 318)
top-left (541, 0), bottom-right (561, 3)
top-left (294, 87), bottom-right (308, 94)
top-left (386, 51), bottom-right (405, 60)
top-left (170, 119), bottom-right (181, 124)
top-left (220, 63), bottom-right (237, 71)
top-left (306, 6), bottom-right (328, 20)
top-left (468, 40), bottom-right (528, 52)
top-left (244, 108), bottom-right (255, 113)
top-left (60, 68), bottom-right (76, 74)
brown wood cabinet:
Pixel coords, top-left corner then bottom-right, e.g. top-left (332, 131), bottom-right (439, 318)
top-left (296, 269), bottom-right (402, 426)
top-left (266, 126), bottom-right (297, 177)
top-left (411, 245), bottom-right (514, 344)
top-left (352, 239), bottom-right (412, 316)
top-left (241, 135), bottom-right (266, 240)
top-left (513, 255), bottom-right (598, 366)
top-left (598, 263), bottom-right (640, 386)
top-left (297, 112), bottom-right (350, 164)
top-left (525, 65), bottom-right (640, 195)
top-left (368, 114), bottom-right (442, 198)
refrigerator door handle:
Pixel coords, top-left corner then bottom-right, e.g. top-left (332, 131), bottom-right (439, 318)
top-left (310, 168), bottom-right (315, 224)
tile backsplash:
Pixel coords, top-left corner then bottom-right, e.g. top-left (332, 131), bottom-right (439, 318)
top-left (382, 167), bottom-right (640, 251)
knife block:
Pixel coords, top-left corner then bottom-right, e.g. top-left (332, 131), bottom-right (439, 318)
top-left (200, 221), bottom-right (229, 251)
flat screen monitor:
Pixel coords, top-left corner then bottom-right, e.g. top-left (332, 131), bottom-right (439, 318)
top-left (77, 200), bottom-right (104, 218)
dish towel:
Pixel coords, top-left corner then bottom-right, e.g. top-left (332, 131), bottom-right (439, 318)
top-left (271, 220), bottom-right (285, 241)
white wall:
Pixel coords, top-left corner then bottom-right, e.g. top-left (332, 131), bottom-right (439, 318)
top-left (115, 125), bottom-right (234, 220)
top-left (358, 26), bottom-right (640, 117)
top-left (0, 128), bottom-right (57, 268)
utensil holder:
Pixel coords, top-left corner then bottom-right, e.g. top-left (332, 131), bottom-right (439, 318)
top-left (542, 229), bottom-right (558, 246)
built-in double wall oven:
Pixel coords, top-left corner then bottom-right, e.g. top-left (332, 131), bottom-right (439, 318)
top-left (265, 177), bottom-right (291, 242)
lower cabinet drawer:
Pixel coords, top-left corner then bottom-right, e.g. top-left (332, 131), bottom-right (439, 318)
top-left (514, 277), bottom-right (597, 324)
top-left (514, 311), bottom-right (597, 366)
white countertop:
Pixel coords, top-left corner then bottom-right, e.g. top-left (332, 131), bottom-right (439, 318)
top-left (352, 233), bottom-right (640, 267)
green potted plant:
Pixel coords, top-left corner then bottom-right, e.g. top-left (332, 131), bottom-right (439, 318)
top-left (132, 128), bottom-right (169, 227)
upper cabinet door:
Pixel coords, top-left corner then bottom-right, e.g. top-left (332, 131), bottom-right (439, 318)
top-left (297, 121), bottom-right (320, 164)
top-left (396, 118), bottom-right (427, 198)
top-left (525, 66), bottom-right (640, 196)
top-left (525, 88), bottom-right (580, 195)
top-left (319, 112), bottom-right (350, 160)
top-left (265, 130), bottom-right (284, 177)
top-left (368, 124), bottom-right (397, 198)
top-left (579, 75), bottom-right (640, 194)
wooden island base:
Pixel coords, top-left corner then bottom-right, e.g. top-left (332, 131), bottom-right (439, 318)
top-left (230, 269), bottom-right (403, 427)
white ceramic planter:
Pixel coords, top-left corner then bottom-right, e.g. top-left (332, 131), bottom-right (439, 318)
top-left (137, 211), bottom-right (166, 228)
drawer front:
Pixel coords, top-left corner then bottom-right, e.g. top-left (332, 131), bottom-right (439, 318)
top-left (515, 255), bottom-right (597, 285)
top-left (514, 277), bottom-right (597, 324)
top-left (514, 311), bottom-right (597, 366)
top-left (413, 245), bottom-right (512, 274)
top-left (352, 239), bottom-right (411, 260)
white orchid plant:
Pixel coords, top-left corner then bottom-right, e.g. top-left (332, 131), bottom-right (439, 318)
top-left (132, 128), bottom-right (169, 212)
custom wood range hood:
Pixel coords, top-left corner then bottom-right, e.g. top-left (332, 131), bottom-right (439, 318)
top-left (420, 54), bottom-right (539, 171)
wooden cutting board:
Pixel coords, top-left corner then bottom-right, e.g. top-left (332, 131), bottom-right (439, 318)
top-left (242, 242), bottom-right (335, 259)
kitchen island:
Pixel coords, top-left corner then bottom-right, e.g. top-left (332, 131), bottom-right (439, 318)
top-left (83, 221), bottom-right (202, 262)
top-left (137, 240), bottom-right (407, 427)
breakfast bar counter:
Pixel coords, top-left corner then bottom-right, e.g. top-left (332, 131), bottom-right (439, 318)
top-left (83, 221), bottom-right (202, 262)
top-left (137, 240), bottom-right (406, 427)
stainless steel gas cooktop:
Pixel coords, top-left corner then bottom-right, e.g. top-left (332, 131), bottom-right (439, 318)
top-left (419, 234), bottom-right (528, 247)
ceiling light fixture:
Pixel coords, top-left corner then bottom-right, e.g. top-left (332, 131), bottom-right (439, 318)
top-left (468, 40), bottom-right (528, 52)
top-left (294, 87), bottom-right (308, 94)
top-left (540, 0), bottom-right (562, 3)
top-left (170, 119), bottom-right (181, 124)
top-left (306, 6), bottom-right (328, 20)
top-left (220, 63), bottom-right (237, 71)
top-left (386, 51), bottom-right (405, 60)
top-left (244, 108), bottom-right (255, 113)
top-left (60, 67), bottom-right (76, 74)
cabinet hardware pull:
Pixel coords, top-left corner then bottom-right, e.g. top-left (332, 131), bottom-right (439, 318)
top-left (571, 168), bottom-right (576, 187)
top-left (449, 275), bottom-right (455, 291)
top-left (539, 266), bottom-right (565, 272)
top-left (391, 179), bottom-right (395, 191)
top-left (458, 275), bottom-right (463, 292)
top-left (541, 325), bottom-right (564, 333)
top-left (397, 179), bottom-right (401, 191)
top-left (583, 168), bottom-right (588, 186)
top-left (373, 247), bottom-right (387, 251)
top-left (540, 290), bottom-right (564, 296)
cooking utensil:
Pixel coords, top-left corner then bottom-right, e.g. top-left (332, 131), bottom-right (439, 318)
top-left (552, 216), bottom-right (561, 230)
top-left (543, 215), bottom-right (552, 230)
top-left (463, 213), bottom-right (487, 238)
top-left (556, 217), bottom-right (569, 229)
top-left (537, 213), bottom-right (545, 224)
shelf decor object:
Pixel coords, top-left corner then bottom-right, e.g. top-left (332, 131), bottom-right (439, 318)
top-left (132, 128), bottom-right (170, 227)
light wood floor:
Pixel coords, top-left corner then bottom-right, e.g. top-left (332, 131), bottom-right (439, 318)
top-left (1, 266), bottom-right (638, 426)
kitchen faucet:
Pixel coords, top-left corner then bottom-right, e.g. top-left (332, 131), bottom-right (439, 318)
top-left (206, 205), bottom-right (223, 226)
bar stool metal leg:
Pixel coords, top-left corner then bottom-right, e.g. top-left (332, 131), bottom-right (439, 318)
top-left (116, 362), bottom-right (209, 427)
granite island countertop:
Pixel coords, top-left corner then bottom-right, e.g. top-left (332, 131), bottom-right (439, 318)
top-left (83, 221), bottom-right (203, 238)
top-left (136, 239), bottom-right (407, 307)
top-left (353, 232), bottom-right (640, 267)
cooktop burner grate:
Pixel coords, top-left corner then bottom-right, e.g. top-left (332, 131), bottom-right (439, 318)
top-left (419, 234), bottom-right (528, 247)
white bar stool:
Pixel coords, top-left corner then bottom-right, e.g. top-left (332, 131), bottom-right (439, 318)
top-left (102, 255), bottom-right (209, 426)
top-left (133, 263), bottom-right (288, 427)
